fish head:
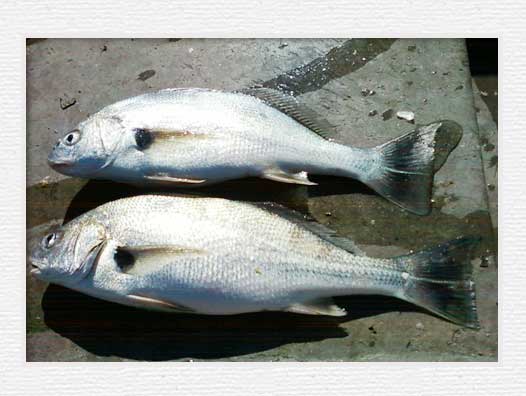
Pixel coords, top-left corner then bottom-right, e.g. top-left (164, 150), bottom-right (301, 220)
top-left (29, 219), bottom-right (107, 285)
top-left (48, 114), bottom-right (125, 177)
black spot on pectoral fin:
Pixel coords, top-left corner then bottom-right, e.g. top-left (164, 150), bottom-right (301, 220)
top-left (134, 128), bottom-right (153, 150)
top-left (114, 248), bottom-right (135, 272)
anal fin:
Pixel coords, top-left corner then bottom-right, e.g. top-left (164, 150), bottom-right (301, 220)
top-left (262, 169), bottom-right (317, 186)
top-left (285, 298), bottom-right (347, 317)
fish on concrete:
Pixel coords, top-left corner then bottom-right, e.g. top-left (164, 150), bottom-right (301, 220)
top-left (47, 88), bottom-right (452, 215)
top-left (29, 195), bottom-right (480, 328)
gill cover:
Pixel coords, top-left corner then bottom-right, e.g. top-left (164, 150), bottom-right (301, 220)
top-left (49, 114), bottom-right (125, 176)
top-left (80, 114), bottom-right (126, 171)
top-left (68, 221), bottom-right (107, 282)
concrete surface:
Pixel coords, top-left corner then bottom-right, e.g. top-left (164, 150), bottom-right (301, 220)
top-left (472, 77), bottom-right (498, 229)
top-left (26, 38), bottom-right (497, 361)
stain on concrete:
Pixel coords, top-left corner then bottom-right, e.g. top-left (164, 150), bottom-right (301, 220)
top-left (138, 69), bottom-right (156, 81)
top-left (382, 109), bottom-right (393, 121)
top-left (484, 143), bottom-right (495, 152)
top-left (59, 95), bottom-right (76, 110)
top-left (433, 120), bottom-right (463, 172)
top-left (261, 39), bottom-right (397, 96)
top-left (489, 155), bottom-right (498, 168)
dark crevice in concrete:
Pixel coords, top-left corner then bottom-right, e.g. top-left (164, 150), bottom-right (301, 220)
top-left (260, 39), bottom-right (397, 96)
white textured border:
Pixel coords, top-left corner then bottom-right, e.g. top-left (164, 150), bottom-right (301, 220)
top-left (1, 0), bottom-right (517, 395)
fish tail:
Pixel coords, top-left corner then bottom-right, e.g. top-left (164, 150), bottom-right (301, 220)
top-left (364, 122), bottom-right (443, 215)
top-left (394, 236), bottom-right (480, 329)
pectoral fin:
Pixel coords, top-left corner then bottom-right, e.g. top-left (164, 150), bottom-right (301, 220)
top-left (262, 169), bottom-right (317, 186)
top-left (134, 127), bottom-right (212, 150)
top-left (115, 245), bottom-right (204, 276)
top-left (144, 173), bottom-right (206, 184)
top-left (127, 294), bottom-right (196, 313)
top-left (285, 298), bottom-right (347, 317)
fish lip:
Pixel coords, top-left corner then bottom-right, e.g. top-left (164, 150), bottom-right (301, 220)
top-left (29, 261), bottom-right (43, 276)
top-left (30, 268), bottom-right (41, 276)
top-left (47, 158), bottom-right (74, 170)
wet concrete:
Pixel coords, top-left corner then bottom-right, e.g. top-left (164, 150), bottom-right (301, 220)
top-left (261, 39), bottom-right (397, 95)
top-left (26, 38), bottom-right (497, 361)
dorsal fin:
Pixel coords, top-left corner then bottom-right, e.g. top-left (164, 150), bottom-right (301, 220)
top-left (235, 87), bottom-right (336, 140)
top-left (250, 202), bottom-right (364, 256)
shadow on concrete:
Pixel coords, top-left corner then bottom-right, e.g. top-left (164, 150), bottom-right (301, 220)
top-left (41, 283), bottom-right (421, 361)
top-left (60, 120), bottom-right (462, 224)
top-left (62, 177), bottom-right (376, 224)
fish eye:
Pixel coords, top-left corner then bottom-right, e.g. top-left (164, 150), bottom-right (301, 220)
top-left (63, 130), bottom-right (81, 146)
top-left (42, 232), bottom-right (57, 249)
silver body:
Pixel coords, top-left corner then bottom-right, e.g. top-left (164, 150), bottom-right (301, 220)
top-left (30, 195), bottom-right (405, 315)
top-left (49, 88), bottom-right (376, 185)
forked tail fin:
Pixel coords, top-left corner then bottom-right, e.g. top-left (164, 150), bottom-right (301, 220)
top-left (366, 122), bottom-right (443, 215)
top-left (395, 236), bottom-right (480, 329)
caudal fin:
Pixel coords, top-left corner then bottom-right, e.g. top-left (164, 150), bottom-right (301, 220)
top-left (395, 236), bottom-right (480, 329)
top-left (366, 122), bottom-right (443, 215)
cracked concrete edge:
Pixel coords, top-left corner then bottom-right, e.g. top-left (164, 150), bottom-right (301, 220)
top-left (472, 79), bottom-right (498, 230)
top-left (432, 42), bottom-right (490, 220)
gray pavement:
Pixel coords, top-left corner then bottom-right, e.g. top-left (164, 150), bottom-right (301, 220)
top-left (26, 38), bottom-right (497, 361)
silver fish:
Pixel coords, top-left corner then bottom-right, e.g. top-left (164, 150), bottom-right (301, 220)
top-left (48, 88), bottom-right (446, 215)
top-left (29, 195), bottom-right (479, 328)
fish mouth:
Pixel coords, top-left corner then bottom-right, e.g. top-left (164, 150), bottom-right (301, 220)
top-left (47, 158), bottom-right (74, 171)
top-left (29, 261), bottom-right (42, 276)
